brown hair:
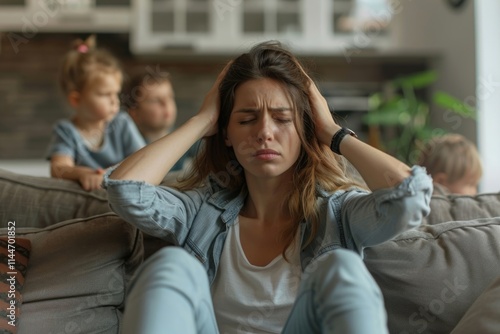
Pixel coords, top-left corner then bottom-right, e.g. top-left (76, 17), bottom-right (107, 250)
top-left (59, 35), bottom-right (122, 95)
top-left (178, 41), bottom-right (361, 255)
top-left (417, 133), bottom-right (483, 184)
top-left (123, 69), bottom-right (172, 110)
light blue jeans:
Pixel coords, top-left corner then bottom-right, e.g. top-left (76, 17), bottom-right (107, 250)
top-left (122, 247), bottom-right (388, 334)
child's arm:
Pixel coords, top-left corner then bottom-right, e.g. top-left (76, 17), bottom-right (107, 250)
top-left (50, 155), bottom-right (104, 191)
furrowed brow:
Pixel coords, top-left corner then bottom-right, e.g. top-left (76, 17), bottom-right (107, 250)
top-left (269, 107), bottom-right (293, 114)
top-left (233, 108), bottom-right (258, 114)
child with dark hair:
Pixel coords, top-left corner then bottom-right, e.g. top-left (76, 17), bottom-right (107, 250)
top-left (125, 69), bottom-right (197, 172)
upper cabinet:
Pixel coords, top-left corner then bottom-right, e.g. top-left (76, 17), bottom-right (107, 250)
top-left (0, 0), bottom-right (394, 54)
top-left (131, 0), bottom-right (394, 55)
top-left (0, 0), bottom-right (131, 32)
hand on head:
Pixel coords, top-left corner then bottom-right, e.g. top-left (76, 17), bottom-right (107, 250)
top-left (296, 64), bottom-right (340, 146)
top-left (197, 61), bottom-right (233, 137)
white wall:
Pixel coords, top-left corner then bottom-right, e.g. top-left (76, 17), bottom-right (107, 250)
top-left (390, 0), bottom-right (477, 140)
top-left (0, 160), bottom-right (50, 177)
top-left (475, 1), bottom-right (500, 192)
top-left (389, 0), bottom-right (500, 192)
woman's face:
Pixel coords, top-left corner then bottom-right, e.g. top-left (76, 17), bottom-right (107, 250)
top-left (225, 78), bottom-right (302, 181)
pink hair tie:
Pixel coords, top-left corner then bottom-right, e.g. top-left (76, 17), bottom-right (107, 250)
top-left (77, 44), bottom-right (89, 53)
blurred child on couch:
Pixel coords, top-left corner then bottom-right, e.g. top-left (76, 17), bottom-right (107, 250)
top-left (418, 133), bottom-right (482, 195)
top-left (125, 69), bottom-right (198, 172)
top-left (46, 35), bottom-right (145, 191)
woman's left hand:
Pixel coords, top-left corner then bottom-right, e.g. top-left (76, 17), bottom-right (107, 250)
top-left (302, 72), bottom-right (341, 146)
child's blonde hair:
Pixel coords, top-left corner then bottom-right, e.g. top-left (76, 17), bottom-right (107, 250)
top-left (417, 134), bottom-right (483, 184)
top-left (59, 35), bottom-right (122, 95)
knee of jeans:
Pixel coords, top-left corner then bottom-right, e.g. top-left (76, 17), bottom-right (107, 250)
top-left (151, 246), bottom-right (193, 263)
top-left (304, 249), bottom-right (376, 289)
top-left (143, 246), bottom-right (207, 281)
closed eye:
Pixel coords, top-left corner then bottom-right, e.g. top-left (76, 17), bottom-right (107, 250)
top-left (239, 118), bottom-right (255, 124)
top-left (99, 92), bottom-right (117, 97)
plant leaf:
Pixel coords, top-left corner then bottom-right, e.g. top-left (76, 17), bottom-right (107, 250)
top-left (363, 110), bottom-right (403, 125)
top-left (433, 91), bottom-right (476, 119)
top-left (364, 99), bottom-right (410, 125)
top-left (392, 70), bottom-right (438, 89)
top-left (368, 93), bottom-right (383, 110)
top-left (415, 126), bottom-right (440, 142)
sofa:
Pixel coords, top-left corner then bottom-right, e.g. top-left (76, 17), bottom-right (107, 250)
top-left (1, 167), bottom-right (499, 334)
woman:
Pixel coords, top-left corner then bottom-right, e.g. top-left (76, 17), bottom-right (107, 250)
top-left (104, 41), bottom-right (432, 334)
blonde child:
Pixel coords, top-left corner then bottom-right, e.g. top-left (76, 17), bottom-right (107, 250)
top-left (125, 69), bottom-right (197, 172)
top-left (46, 35), bottom-right (145, 191)
top-left (417, 133), bottom-right (482, 195)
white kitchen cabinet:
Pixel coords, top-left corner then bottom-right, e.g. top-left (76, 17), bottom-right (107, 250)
top-left (131, 0), bottom-right (393, 56)
top-left (0, 0), bottom-right (131, 33)
top-left (0, 0), bottom-right (394, 53)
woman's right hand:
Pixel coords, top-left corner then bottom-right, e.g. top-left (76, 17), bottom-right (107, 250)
top-left (197, 61), bottom-right (233, 137)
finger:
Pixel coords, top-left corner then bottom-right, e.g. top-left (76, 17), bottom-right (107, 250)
top-left (294, 61), bottom-right (324, 97)
top-left (295, 60), bottom-right (315, 86)
top-left (208, 60), bottom-right (233, 93)
top-left (81, 180), bottom-right (91, 192)
top-left (217, 60), bottom-right (233, 81)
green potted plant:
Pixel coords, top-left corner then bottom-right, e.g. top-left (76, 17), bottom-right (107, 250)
top-left (363, 70), bottom-right (476, 164)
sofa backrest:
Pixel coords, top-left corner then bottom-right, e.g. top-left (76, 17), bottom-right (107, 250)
top-left (0, 168), bottom-right (184, 229)
top-left (0, 168), bottom-right (110, 228)
top-left (0, 168), bottom-right (177, 259)
top-left (425, 192), bottom-right (500, 225)
top-left (364, 217), bottom-right (500, 334)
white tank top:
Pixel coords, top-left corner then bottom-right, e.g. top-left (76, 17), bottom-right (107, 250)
top-left (211, 218), bottom-right (302, 334)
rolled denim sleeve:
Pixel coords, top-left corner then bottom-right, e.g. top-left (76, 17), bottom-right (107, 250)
top-left (341, 165), bottom-right (433, 251)
top-left (102, 167), bottom-right (208, 244)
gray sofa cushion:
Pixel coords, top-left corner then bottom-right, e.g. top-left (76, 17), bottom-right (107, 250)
top-left (364, 218), bottom-right (500, 334)
top-left (0, 168), bottom-right (179, 259)
top-left (450, 274), bottom-right (500, 334)
top-left (0, 168), bottom-right (184, 230)
top-left (426, 192), bottom-right (500, 225)
top-left (0, 168), bottom-right (110, 228)
top-left (0, 213), bottom-right (143, 334)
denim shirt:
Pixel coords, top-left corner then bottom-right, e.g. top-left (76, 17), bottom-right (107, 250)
top-left (103, 166), bottom-right (432, 285)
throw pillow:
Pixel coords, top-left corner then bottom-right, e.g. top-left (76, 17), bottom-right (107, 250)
top-left (0, 236), bottom-right (31, 334)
